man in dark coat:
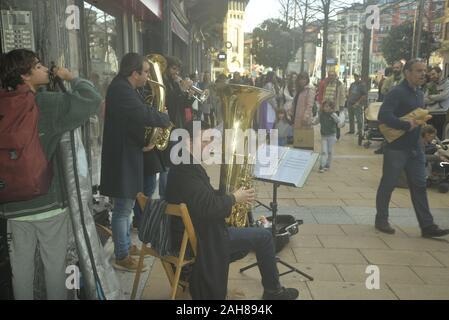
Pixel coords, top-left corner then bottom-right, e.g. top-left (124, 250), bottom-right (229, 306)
top-left (100, 53), bottom-right (171, 271)
top-left (165, 121), bottom-right (299, 300)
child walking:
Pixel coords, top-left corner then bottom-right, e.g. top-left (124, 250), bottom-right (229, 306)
top-left (313, 100), bottom-right (342, 173)
top-left (274, 109), bottom-right (293, 146)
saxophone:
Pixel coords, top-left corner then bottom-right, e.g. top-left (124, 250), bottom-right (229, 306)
top-left (143, 54), bottom-right (174, 151)
top-left (216, 84), bottom-right (275, 227)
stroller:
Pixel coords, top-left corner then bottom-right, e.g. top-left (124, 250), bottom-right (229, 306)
top-left (426, 139), bottom-right (449, 193)
top-left (359, 102), bottom-right (384, 147)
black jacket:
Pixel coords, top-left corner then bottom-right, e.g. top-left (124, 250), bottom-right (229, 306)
top-left (164, 76), bottom-right (194, 129)
top-left (165, 161), bottom-right (236, 300)
top-left (100, 76), bottom-right (170, 199)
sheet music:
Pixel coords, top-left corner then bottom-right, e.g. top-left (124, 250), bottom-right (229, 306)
top-left (254, 145), bottom-right (319, 187)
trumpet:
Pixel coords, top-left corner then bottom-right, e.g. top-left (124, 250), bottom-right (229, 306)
top-left (176, 76), bottom-right (210, 104)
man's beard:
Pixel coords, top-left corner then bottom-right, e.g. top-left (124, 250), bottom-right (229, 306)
top-left (393, 71), bottom-right (401, 78)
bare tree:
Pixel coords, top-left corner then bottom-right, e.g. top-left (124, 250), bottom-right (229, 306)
top-left (294, 0), bottom-right (318, 73)
top-left (279, 0), bottom-right (295, 28)
top-left (310, 0), bottom-right (349, 79)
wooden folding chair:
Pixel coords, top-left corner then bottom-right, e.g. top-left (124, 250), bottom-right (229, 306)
top-left (131, 193), bottom-right (197, 300)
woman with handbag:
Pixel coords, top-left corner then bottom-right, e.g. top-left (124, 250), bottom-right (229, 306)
top-left (289, 72), bottom-right (316, 150)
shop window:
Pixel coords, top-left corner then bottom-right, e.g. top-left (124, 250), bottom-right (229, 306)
top-left (84, 1), bottom-right (120, 186)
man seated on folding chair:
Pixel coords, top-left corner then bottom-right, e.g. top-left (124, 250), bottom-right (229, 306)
top-left (165, 120), bottom-right (299, 300)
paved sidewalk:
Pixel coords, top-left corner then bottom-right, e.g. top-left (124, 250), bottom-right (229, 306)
top-left (135, 126), bottom-right (449, 300)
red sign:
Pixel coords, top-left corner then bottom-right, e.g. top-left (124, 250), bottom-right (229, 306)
top-left (139, 0), bottom-right (163, 19)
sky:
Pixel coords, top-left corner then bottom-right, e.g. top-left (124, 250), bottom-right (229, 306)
top-left (243, 0), bottom-right (361, 33)
top-left (243, 0), bottom-right (282, 32)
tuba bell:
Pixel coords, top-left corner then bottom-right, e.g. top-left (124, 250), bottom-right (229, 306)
top-left (143, 54), bottom-right (174, 151)
top-left (216, 84), bottom-right (275, 227)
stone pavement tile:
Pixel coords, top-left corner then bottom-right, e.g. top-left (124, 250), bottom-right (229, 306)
top-left (429, 208), bottom-right (449, 216)
top-left (395, 226), bottom-right (421, 238)
top-left (307, 281), bottom-right (397, 300)
top-left (329, 186), bottom-right (377, 193)
top-left (318, 235), bottom-right (389, 249)
top-left (340, 225), bottom-right (407, 238)
top-left (290, 193), bottom-right (317, 199)
top-left (342, 207), bottom-right (376, 216)
top-left (292, 248), bottom-right (368, 264)
top-left (312, 213), bottom-right (356, 225)
top-left (229, 262), bottom-right (341, 283)
top-left (429, 251), bottom-right (449, 267)
top-left (411, 266), bottom-right (449, 285)
top-left (301, 186), bottom-right (334, 193)
top-left (335, 264), bottom-right (425, 285)
top-left (299, 224), bottom-right (345, 236)
top-left (382, 237), bottom-right (449, 251)
top-left (386, 207), bottom-right (416, 217)
top-left (227, 279), bottom-right (311, 300)
top-left (294, 199), bottom-right (346, 207)
top-left (141, 260), bottom-right (191, 300)
top-left (314, 192), bottom-right (363, 200)
top-left (359, 193), bottom-right (377, 200)
top-left (387, 283), bottom-right (449, 300)
top-left (360, 249), bottom-right (444, 267)
top-left (389, 217), bottom-right (420, 227)
top-left (352, 216), bottom-right (376, 225)
top-left (289, 234), bottom-right (323, 248)
top-left (342, 199), bottom-right (376, 207)
top-left (308, 206), bottom-right (347, 215)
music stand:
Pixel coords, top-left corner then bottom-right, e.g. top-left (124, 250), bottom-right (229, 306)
top-left (239, 145), bottom-right (319, 281)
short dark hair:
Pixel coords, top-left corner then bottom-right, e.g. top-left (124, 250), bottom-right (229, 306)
top-left (0, 49), bottom-right (39, 89)
top-left (403, 59), bottom-right (426, 73)
top-left (431, 66), bottom-right (442, 74)
top-left (118, 53), bottom-right (145, 77)
top-left (165, 56), bottom-right (182, 69)
top-left (185, 120), bottom-right (211, 140)
top-left (422, 125), bottom-right (437, 137)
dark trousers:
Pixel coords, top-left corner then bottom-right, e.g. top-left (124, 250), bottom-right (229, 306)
top-left (204, 112), bottom-right (215, 128)
top-left (348, 106), bottom-right (363, 133)
top-left (228, 227), bottom-right (280, 291)
top-left (376, 147), bottom-right (435, 229)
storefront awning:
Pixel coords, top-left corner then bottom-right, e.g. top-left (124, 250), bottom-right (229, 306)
top-left (171, 12), bottom-right (189, 45)
top-left (139, 0), bottom-right (163, 19)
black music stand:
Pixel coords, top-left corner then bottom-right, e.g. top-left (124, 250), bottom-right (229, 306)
top-left (239, 145), bottom-right (318, 281)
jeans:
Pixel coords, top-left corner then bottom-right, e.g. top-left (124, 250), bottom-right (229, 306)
top-left (376, 147), bottom-right (435, 229)
top-left (111, 198), bottom-right (135, 260)
top-left (228, 227), bottom-right (281, 291)
top-left (320, 135), bottom-right (337, 169)
top-left (348, 106), bottom-right (363, 133)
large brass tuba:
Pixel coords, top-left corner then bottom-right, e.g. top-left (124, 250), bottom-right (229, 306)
top-left (143, 54), bottom-right (174, 151)
top-left (216, 84), bottom-right (275, 227)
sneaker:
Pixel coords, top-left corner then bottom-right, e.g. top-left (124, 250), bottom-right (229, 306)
top-left (319, 168), bottom-right (325, 173)
top-left (263, 287), bottom-right (299, 300)
top-left (129, 244), bottom-right (142, 256)
top-left (375, 222), bottom-right (395, 234)
top-left (324, 166), bottom-right (329, 171)
top-left (113, 256), bottom-right (147, 272)
top-left (422, 225), bottom-right (449, 238)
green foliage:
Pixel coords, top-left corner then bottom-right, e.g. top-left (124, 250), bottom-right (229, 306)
top-left (251, 19), bottom-right (301, 70)
top-left (381, 22), bottom-right (437, 65)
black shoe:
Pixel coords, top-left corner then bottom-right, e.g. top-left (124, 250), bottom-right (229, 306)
top-left (263, 287), bottom-right (299, 300)
top-left (346, 131), bottom-right (355, 135)
top-left (422, 225), bottom-right (449, 238)
top-left (374, 148), bottom-right (383, 155)
top-left (375, 223), bottom-right (395, 234)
